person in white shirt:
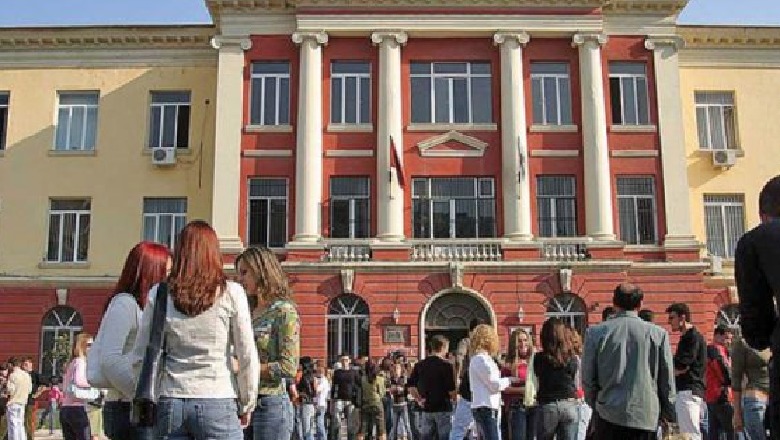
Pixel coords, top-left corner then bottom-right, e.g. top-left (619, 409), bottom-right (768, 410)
top-left (92, 241), bottom-right (171, 440)
top-left (469, 324), bottom-right (515, 440)
top-left (314, 365), bottom-right (331, 440)
top-left (6, 357), bottom-right (32, 440)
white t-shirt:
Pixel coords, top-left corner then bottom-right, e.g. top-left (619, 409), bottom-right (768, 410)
top-left (316, 376), bottom-right (331, 409)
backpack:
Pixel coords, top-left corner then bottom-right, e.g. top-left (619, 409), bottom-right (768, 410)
top-left (704, 344), bottom-right (732, 404)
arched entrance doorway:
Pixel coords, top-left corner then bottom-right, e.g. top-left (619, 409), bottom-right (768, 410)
top-left (420, 289), bottom-right (493, 357)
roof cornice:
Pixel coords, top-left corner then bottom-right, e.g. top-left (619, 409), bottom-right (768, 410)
top-left (0, 25), bottom-right (215, 50)
top-left (601, 0), bottom-right (688, 15)
top-left (679, 25), bottom-right (780, 48)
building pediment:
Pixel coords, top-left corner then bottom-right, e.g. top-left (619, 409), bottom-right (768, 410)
top-left (416, 131), bottom-right (488, 157)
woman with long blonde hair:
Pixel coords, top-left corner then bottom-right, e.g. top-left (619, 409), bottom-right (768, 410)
top-left (502, 328), bottom-right (535, 440)
top-left (60, 333), bottom-right (94, 440)
top-left (236, 246), bottom-right (300, 440)
top-left (469, 324), bottom-right (515, 440)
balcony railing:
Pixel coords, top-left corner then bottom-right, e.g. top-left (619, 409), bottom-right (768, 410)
top-left (411, 240), bottom-right (503, 262)
top-left (325, 242), bottom-right (372, 262)
top-left (540, 238), bottom-right (591, 261)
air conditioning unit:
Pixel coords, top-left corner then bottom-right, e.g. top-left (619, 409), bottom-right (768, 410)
top-left (711, 149), bottom-right (737, 168)
top-left (151, 147), bottom-right (176, 166)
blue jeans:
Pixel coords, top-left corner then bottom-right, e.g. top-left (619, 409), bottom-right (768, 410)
top-left (472, 408), bottom-right (500, 440)
top-left (450, 398), bottom-right (474, 440)
top-left (576, 403), bottom-right (592, 440)
top-left (299, 403), bottom-right (317, 440)
top-left (421, 411), bottom-right (452, 440)
top-left (535, 400), bottom-right (579, 440)
top-left (155, 397), bottom-right (243, 440)
top-left (316, 407), bottom-right (327, 440)
top-left (742, 397), bottom-right (767, 440)
top-left (389, 405), bottom-right (412, 440)
top-left (253, 394), bottom-right (294, 440)
top-left (509, 405), bottom-right (531, 440)
top-left (103, 401), bottom-right (155, 440)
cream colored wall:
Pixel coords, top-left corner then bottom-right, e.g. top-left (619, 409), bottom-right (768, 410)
top-left (0, 65), bottom-right (217, 277)
top-left (681, 66), bottom-right (780, 257)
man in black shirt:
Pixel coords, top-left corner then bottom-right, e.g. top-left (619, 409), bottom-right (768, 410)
top-left (331, 354), bottom-right (358, 440)
top-left (666, 303), bottom-right (707, 439)
top-left (408, 335), bottom-right (456, 440)
top-left (735, 175), bottom-right (780, 439)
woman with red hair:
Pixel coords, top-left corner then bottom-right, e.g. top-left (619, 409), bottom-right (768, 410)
top-left (132, 221), bottom-right (259, 440)
top-left (92, 241), bottom-right (170, 440)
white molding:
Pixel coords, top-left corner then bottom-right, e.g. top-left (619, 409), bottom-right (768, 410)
top-left (628, 261), bottom-right (709, 275)
top-left (244, 124), bottom-right (294, 133)
top-left (603, 14), bottom-right (678, 36)
top-left (493, 32), bottom-right (530, 47)
top-left (211, 35), bottom-right (252, 50)
top-left (680, 48), bottom-right (780, 68)
top-left (326, 123), bottom-right (374, 133)
top-left (530, 149), bottom-right (579, 158)
top-left (529, 124), bottom-right (578, 133)
top-left (0, 48), bottom-right (217, 68)
top-left (37, 262), bottom-right (92, 269)
top-left (325, 149), bottom-right (374, 157)
top-left (610, 149), bottom-right (659, 157)
top-left (417, 130), bottom-right (488, 157)
top-left (47, 150), bottom-right (97, 157)
top-left (243, 149), bottom-right (293, 157)
top-left (295, 14), bottom-right (603, 37)
top-left (610, 124), bottom-right (657, 133)
top-left (0, 276), bottom-right (116, 286)
top-left (407, 123), bottom-right (497, 132)
top-left (219, 14), bottom-right (297, 36)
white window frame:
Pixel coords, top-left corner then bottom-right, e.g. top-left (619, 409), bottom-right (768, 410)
top-left (327, 294), bottom-right (370, 365)
top-left (54, 91), bottom-right (99, 151)
top-left (704, 194), bottom-right (745, 259)
top-left (247, 178), bottom-right (289, 248)
top-left (149, 91), bottom-right (191, 149)
top-left (46, 200), bottom-right (91, 263)
top-left (330, 177), bottom-right (370, 239)
top-left (40, 306), bottom-right (83, 377)
top-left (142, 198), bottom-right (187, 250)
top-left (530, 63), bottom-right (572, 126)
top-left (695, 92), bottom-right (737, 150)
top-left (411, 62), bottom-right (492, 124)
top-left (617, 177), bottom-right (658, 245)
top-left (330, 62), bottom-right (371, 125)
top-left (412, 177), bottom-right (496, 239)
top-left (0, 92), bottom-right (8, 150)
top-left (250, 63), bottom-right (290, 126)
top-left (609, 64), bottom-right (650, 125)
top-left (536, 175), bottom-right (577, 238)
top-left (545, 293), bottom-right (587, 334)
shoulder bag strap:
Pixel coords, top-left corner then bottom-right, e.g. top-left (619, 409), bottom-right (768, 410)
top-left (134, 283), bottom-right (169, 402)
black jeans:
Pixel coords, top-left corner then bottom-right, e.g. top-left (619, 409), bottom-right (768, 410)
top-left (60, 406), bottom-right (91, 440)
top-left (103, 401), bottom-right (156, 440)
top-left (706, 402), bottom-right (735, 440)
top-left (594, 416), bottom-right (656, 440)
top-left (769, 355), bottom-right (779, 440)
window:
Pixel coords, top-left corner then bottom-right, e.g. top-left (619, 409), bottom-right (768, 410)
top-left (331, 62), bottom-right (370, 125)
top-left (716, 304), bottom-right (740, 331)
top-left (0, 92), bottom-right (8, 150)
top-left (250, 62), bottom-right (290, 126)
top-left (695, 92), bottom-right (737, 150)
top-left (327, 294), bottom-right (369, 366)
top-left (609, 63), bottom-right (650, 125)
top-left (531, 63), bottom-right (572, 125)
top-left (55, 92), bottom-right (99, 151)
top-left (617, 177), bottom-right (657, 245)
top-left (143, 198), bottom-right (187, 250)
top-left (537, 176), bottom-right (577, 237)
top-left (149, 91), bottom-right (191, 149)
top-left (46, 199), bottom-right (91, 263)
top-left (248, 178), bottom-right (288, 248)
top-left (546, 293), bottom-right (587, 335)
top-left (330, 177), bottom-right (370, 238)
top-left (412, 177), bottom-right (496, 239)
top-left (410, 62), bottom-right (492, 124)
top-left (704, 194), bottom-right (745, 259)
top-left (40, 306), bottom-right (83, 378)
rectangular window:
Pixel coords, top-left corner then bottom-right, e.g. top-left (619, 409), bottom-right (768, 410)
top-left (46, 199), bottom-right (91, 262)
top-left (0, 92), bottom-right (8, 150)
top-left (609, 63), bottom-right (650, 125)
top-left (617, 177), bottom-right (657, 245)
top-left (695, 92), bottom-right (737, 150)
top-left (330, 177), bottom-right (370, 239)
top-left (55, 92), bottom-right (99, 151)
top-left (143, 198), bottom-right (187, 250)
top-left (149, 91), bottom-right (191, 149)
top-left (410, 62), bottom-right (492, 124)
top-left (248, 178), bottom-right (288, 248)
top-left (530, 63), bottom-right (573, 126)
top-left (331, 62), bottom-right (371, 125)
top-left (412, 177), bottom-right (496, 239)
top-left (250, 62), bottom-right (291, 126)
top-left (536, 176), bottom-right (577, 237)
top-left (704, 194), bottom-right (745, 258)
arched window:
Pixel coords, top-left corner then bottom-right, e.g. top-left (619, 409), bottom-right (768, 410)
top-left (716, 304), bottom-right (740, 331)
top-left (40, 306), bottom-right (83, 378)
top-left (327, 295), bottom-right (369, 367)
top-left (545, 293), bottom-right (587, 334)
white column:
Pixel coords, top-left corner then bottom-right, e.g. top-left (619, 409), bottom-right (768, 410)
top-left (291, 31), bottom-right (328, 243)
top-left (573, 33), bottom-right (615, 241)
top-left (372, 31), bottom-right (407, 242)
top-left (645, 36), bottom-right (698, 248)
top-left (210, 36), bottom-right (252, 253)
top-left (494, 32), bottom-right (532, 241)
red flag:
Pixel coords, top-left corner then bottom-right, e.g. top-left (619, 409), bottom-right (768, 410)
top-left (390, 136), bottom-right (406, 187)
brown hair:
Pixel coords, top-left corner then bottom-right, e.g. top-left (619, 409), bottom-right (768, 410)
top-left (539, 317), bottom-right (574, 368)
top-left (469, 324), bottom-right (500, 357)
top-left (71, 333), bottom-right (92, 360)
top-left (235, 247), bottom-right (292, 303)
top-left (168, 221), bottom-right (227, 316)
top-left (506, 327), bottom-right (535, 365)
top-left (565, 326), bottom-right (583, 356)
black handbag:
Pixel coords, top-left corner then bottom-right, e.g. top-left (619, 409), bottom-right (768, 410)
top-left (132, 282), bottom-right (169, 428)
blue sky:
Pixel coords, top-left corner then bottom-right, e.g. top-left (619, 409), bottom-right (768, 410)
top-left (0, 0), bottom-right (778, 27)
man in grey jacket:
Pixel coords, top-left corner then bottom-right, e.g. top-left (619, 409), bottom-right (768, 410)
top-left (582, 283), bottom-right (676, 439)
